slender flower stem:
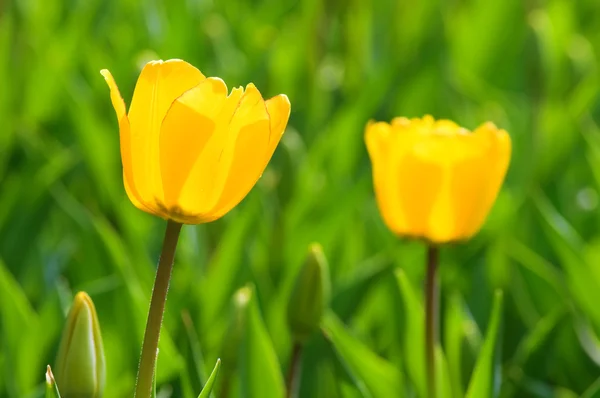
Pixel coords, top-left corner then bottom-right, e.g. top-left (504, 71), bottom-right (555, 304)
top-left (425, 245), bottom-right (439, 398)
top-left (134, 220), bottom-right (183, 398)
top-left (285, 342), bottom-right (302, 398)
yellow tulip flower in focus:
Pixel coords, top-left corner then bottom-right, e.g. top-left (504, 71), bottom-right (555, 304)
top-left (101, 59), bottom-right (290, 224)
top-left (365, 115), bottom-right (511, 244)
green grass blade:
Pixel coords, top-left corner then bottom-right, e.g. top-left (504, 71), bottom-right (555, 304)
top-left (395, 269), bottom-right (426, 396)
top-left (322, 311), bottom-right (403, 398)
top-left (444, 293), bottom-right (465, 398)
top-left (466, 290), bottom-right (504, 398)
top-left (533, 192), bottom-right (600, 328)
top-left (198, 359), bottom-right (221, 398)
top-left (581, 376), bottom-right (600, 398)
top-left (395, 269), bottom-right (453, 397)
top-left (0, 258), bottom-right (43, 396)
top-left (239, 285), bottom-right (286, 398)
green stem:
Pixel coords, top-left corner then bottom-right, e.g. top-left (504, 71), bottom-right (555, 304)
top-left (134, 220), bottom-right (183, 398)
top-left (285, 342), bottom-right (302, 398)
top-left (425, 245), bottom-right (439, 398)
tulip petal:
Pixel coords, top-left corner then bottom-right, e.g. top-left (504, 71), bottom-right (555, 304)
top-left (169, 83), bottom-right (245, 221)
top-left (397, 149), bottom-right (444, 240)
top-left (100, 69), bottom-right (155, 214)
top-left (128, 59), bottom-right (205, 207)
top-left (265, 94), bottom-right (291, 157)
top-left (100, 69), bottom-right (127, 118)
top-left (199, 83), bottom-right (270, 218)
top-left (448, 153), bottom-right (490, 240)
top-left (159, 77), bottom-right (230, 211)
top-left (461, 124), bottom-right (511, 238)
top-left (366, 122), bottom-right (409, 234)
top-left (418, 130), bottom-right (487, 242)
top-left (208, 93), bottom-right (290, 220)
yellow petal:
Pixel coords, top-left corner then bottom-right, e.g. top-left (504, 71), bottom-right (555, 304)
top-left (171, 83), bottom-right (245, 220)
top-left (196, 83), bottom-right (269, 218)
top-left (432, 119), bottom-right (461, 132)
top-left (159, 77), bottom-right (229, 211)
top-left (396, 149), bottom-right (443, 240)
top-left (207, 92), bottom-right (290, 220)
top-left (100, 69), bottom-right (158, 215)
top-left (410, 133), bottom-right (481, 165)
top-left (448, 152), bottom-right (490, 240)
top-left (414, 126), bottom-right (488, 242)
top-left (365, 122), bottom-right (407, 235)
top-left (462, 124), bottom-right (511, 238)
top-left (265, 94), bottom-right (291, 156)
top-left (123, 172), bottom-right (154, 213)
top-left (128, 59), bottom-right (205, 206)
top-left (100, 69), bottom-right (127, 119)
top-left (391, 117), bottom-right (411, 127)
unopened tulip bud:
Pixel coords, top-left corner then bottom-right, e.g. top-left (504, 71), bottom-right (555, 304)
top-left (287, 243), bottom-right (331, 343)
top-left (55, 292), bottom-right (106, 398)
top-left (221, 287), bottom-right (252, 366)
top-left (45, 365), bottom-right (61, 398)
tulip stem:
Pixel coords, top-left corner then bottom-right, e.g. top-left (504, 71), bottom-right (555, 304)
top-left (425, 245), bottom-right (439, 398)
top-left (135, 220), bottom-right (183, 398)
top-left (285, 342), bottom-right (302, 398)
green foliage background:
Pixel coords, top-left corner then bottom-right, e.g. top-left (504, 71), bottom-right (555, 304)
top-left (1, 0), bottom-right (600, 397)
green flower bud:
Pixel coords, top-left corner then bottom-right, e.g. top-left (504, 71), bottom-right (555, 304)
top-left (287, 243), bottom-right (331, 343)
top-left (45, 365), bottom-right (62, 398)
top-left (55, 292), bottom-right (106, 398)
top-left (221, 287), bottom-right (252, 368)
top-left (216, 286), bottom-right (252, 396)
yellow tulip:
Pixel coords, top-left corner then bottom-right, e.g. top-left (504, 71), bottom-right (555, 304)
top-left (365, 115), bottom-right (511, 243)
top-left (100, 59), bottom-right (290, 224)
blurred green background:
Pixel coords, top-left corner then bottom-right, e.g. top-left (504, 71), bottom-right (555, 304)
top-left (2, 0), bottom-right (600, 397)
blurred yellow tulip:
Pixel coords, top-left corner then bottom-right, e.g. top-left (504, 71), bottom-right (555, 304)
top-left (101, 59), bottom-right (290, 224)
top-left (365, 115), bottom-right (511, 243)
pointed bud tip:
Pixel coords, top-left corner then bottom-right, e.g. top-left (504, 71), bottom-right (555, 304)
top-left (234, 286), bottom-right (252, 307)
top-left (46, 365), bottom-right (55, 385)
top-left (74, 290), bottom-right (92, 303)
top-left (308, 242), bottom-right (323, 256)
